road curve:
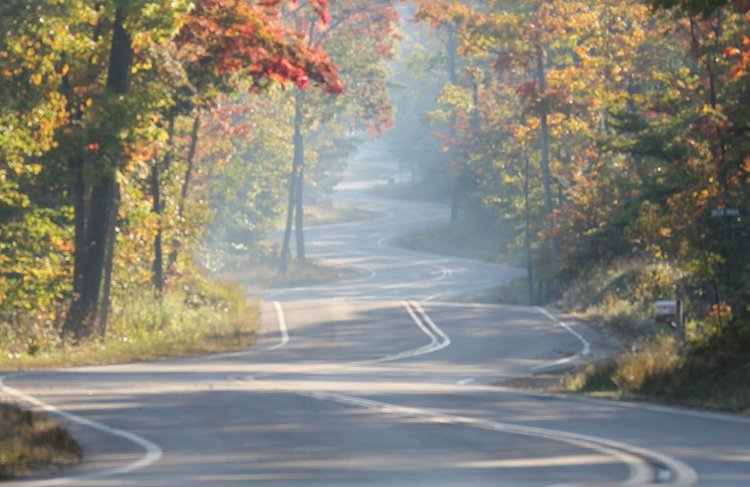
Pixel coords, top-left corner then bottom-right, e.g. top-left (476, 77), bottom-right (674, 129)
top-left (2, 142), bottom-right (750, 486)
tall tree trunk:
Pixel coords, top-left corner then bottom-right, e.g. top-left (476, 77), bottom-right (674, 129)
top-left (98, 182), bottom-right (120, 338)
top-left (66, 6), bottom-right (132, 340)
top-left (278, 171), bottom-right (297, 275)
top-left (279, 93), bottom-right (305, 273)
top-left (63, 155), bottom-right (88, 336)
top-left (535, 44), bottom-right (558, 260)
top-left (152, 114), bottom-right (175, 292)
top-left (151, 159), bottom-right (164, 292)
top-left (524, 151), bottom-right (534, 305)
top-left (167, 113), bottom-right (201, 274)
top-left (447, 22), bottom-right (460, 223)
top-left (180, 114), bottom-right (201, 209)
top-left (78, 174), bottom-right (117, 338)
top-left (293, 94), bottom-right (306, 263)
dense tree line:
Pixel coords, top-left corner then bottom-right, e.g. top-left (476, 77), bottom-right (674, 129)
top-left (0, 0), bottom-right (397, 354)
top-left (413, 0), bottom-right (749, 336)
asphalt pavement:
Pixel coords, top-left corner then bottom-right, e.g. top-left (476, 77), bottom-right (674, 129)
top-left (2, 142), bottom-right (749, 486)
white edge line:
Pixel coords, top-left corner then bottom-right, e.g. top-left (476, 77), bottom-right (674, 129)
top-left (0, 375), bottom-right (162, 486)
top-left (182, 300), bottom-right (291, 361)
top-left (267, 301), bottom-right (290, 350)
top-left (0, 299), bottom-right (292, 484)
top-left (276, 388), bottom-right (667, 487)
top-left (532, 307), bottom-right (591, 372)
top-left (250, 300), bottom-right (697, 486)
top-left (410, 301), bottom-right (451, 347)
top-left (352, 301), bottom-right (443, 365)
top-left (333, 302), bottom-right (695, 486)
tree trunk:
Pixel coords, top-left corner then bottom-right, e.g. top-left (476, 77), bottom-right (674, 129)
top-left (63, 155), bottom-right (88, 336)
top-left (294, 110), bottom-right (306, 262)
top-left (98, 182), bottom-right (120, 338)
top-left (65, 6), bottom-right (132, 340)
top-left (77, 174), bottom-right (117, 338)
top-left (152, 114), bottom-right (175, 292)
top-left (535, 44), bottom-right (558, 260)
top-left (447, 22), bottom-right (460, 223)
top-left (524, 151), bottom-right (534, 305)
top-left (279, 93), bottom-right (305, 273)
top-left (180, 114), bottom-right (201, 209)
top-left (278, 171), bottom-right (297, 276)
top-left (151, 159), bottom-right (164, 292)
top-left (167, 113), bottom-right (201, 274)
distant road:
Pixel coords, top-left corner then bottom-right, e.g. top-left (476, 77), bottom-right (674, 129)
top-left (2, 142), bottom-right (749, 486)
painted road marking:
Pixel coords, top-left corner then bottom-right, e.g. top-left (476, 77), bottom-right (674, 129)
top-left (267, 301), bottom-right (290, 350)
top-left (531, 307), bottom-right (591, 372)
top-left (0, 376), bottom-right (163, 486)
top-left (351, 301), bottom-right (450, 366)
top-left (260, 385), bottom-right (696, 487)
top-left (251, 302), bottom-right (696, 486)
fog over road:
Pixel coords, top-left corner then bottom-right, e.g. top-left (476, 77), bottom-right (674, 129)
top-left (2, 143), bottom-right (750, 486)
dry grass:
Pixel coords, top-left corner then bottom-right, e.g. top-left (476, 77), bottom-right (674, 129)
top-left (0, 280), bottom-right (259, 370)
top-left (456, 277), bottom-right (534, 305)
top-left (397, 219), bottom-right (520, 265)
top-left (0, 403), bottom-right (81, 479)
top-left (559, 330), bottom-right (750, 414)
top-left (216, 243), bottom-right (354, 293)
top-left (304, 202), bottom-right (375, 227)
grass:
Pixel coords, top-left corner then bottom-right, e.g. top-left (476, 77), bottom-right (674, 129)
top-left (0, 403), bottom-right (81, 479)
top-left (551, 260), bottom-right (750, 414)
top-left (218, 252), bottom-right (354, 292)
top-left (0, 279), bottom-right (259, 370)
top-left (304, 202), bottom-right (375, 227)
top-left (558, 328), bottom-right (750, 414)
top-left (370, 180), bottom-right (451, 202)
top-left (456, 277), bottom-right (534, 305)
top-left (397, 218), bottom-right (520, 265)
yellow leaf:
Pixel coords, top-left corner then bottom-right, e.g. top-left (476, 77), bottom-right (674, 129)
top-left (61, 64), bottom-right (70, 76)
top-left (30, 73), bottom-right (43, 85)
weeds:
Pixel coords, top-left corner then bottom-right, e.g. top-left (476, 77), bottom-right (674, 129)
top-left (0, 279), bottom-right (258, 370)
top-left (0, 404), bottom-right (81, 479)
top-left (398, 218), bottom-right (520, 265)
top-left (213, 242), bottom-right (353, 292)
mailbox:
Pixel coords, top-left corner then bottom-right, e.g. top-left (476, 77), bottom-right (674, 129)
top-left (654, 299), bottom-right (685, 339)
top-left (655, 300), bottom-right (679, 317)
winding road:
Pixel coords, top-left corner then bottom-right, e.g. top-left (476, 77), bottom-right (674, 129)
top-left (2, 142), bottom-right (750, 486)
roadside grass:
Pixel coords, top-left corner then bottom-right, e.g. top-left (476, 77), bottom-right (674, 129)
top-left (217, 250), bottom-right (354, 292)
top-left (304, 201), bottom-right (376, 227)
top-left (370, 181), bottom-right (451, 202)
top-left (0, 403), bottom-right (81, 479)
top-left (455, 277), bottom-right (534, 306)
top-left (554, 260), bottom-right (750, 414)
top-left (397, 218), bottom-right (521, 265)
top-left (558, 329), bottom-right (750, 414)
top-left (0, 279), bottom-right (258, 370)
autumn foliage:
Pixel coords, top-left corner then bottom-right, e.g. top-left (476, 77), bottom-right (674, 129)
top-left (413, 0), bottom-right (750, 334)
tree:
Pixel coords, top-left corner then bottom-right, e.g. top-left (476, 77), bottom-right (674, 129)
top-left (0, 0), bottom-right (344, 341)
top-left (278, 0), bottom-right (400, 274)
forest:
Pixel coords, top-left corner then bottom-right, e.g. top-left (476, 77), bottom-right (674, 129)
top-left (1, 0), bottom-right (749, 404)
top-left (0, 0), bottom-right (399, 366)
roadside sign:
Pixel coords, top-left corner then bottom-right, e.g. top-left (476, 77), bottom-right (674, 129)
top-left (655, 300), bottom-right (679, 317)
top-left (711, 207), bottom-right (741, 218)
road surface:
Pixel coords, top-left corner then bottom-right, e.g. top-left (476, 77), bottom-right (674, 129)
top-left (2, 143), bottom-right (749, 486)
